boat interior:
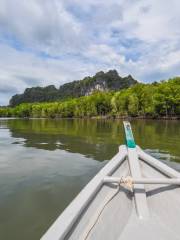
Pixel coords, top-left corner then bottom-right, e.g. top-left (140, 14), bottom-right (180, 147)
top-left (66, 152), bottom-right (180, 240)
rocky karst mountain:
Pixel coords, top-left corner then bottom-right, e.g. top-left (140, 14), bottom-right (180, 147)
top-left (9, 70), bottom-right (138, 106)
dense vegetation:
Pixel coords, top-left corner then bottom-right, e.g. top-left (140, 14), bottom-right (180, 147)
top-left (9, 70), bottom-right (137, 106)
top-left (1, 77), bottom-right (180, 118)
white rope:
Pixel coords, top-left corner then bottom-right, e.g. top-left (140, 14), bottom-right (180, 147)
top-left (119, 176), bottom-right (134, 190)
top-left (81, 177), bottom-right (132, 240)
top-left (103, 176), bottom-right (180, 185)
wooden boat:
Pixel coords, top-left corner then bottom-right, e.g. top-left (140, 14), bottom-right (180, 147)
top-left (41, 121), bottom-right (180, 240)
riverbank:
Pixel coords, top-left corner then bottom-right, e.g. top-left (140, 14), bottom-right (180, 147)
top-left (0, 77), bottom-right (180, 119)
top-left (1, 115), bottom-right (179, 120)
top-left (91, 115), bottom-right (180, 120)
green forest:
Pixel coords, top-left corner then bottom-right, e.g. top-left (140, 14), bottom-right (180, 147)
top-left (9, 70), bottom-right (137, 106)
top-left (0, 77), bottom-right (180, 118)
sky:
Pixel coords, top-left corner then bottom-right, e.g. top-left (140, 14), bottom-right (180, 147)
top-left (0, 0), bottom-right (180, 105)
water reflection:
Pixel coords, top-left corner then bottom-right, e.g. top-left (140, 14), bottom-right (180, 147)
top-left (2, 118), bottom-right (180, 162)
top-left (0, 118), bottom-right (180, 240)
top-left (0, 121), bottom-right (105, 240)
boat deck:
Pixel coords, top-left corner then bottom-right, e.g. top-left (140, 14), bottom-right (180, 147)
top-left (65, 159), bottom-right (180, 240)
top-left (41, 122), bottom-right (180, 240)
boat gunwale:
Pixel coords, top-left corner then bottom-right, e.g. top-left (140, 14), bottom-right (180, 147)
top-left (41, 145), bottom-right (180, 240)
top-left (41, 145), bottom-right (127, 240)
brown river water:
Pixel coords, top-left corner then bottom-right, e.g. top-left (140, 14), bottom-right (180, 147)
top-left (0, 118), bottom-right (179, 240)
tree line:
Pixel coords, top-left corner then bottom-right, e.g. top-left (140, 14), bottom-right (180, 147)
top-left (0, 77), bottom-right (180, 118)
top-left (9, 70), bottom-right (137, 106)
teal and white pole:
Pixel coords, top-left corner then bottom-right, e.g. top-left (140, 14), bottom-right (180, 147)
top-left (123, 121), bottom-right (136, 148)
top-left (123, 121), bottom-right (149, 219)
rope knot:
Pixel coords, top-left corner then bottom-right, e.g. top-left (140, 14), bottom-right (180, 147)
top-left (119, 176), bottom-right (133, 190)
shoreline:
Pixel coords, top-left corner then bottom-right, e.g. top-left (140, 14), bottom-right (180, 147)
top-left (0, 116), bottom-right (179, 120)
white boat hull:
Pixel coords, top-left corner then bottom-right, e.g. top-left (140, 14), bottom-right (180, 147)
top-left (41, 145), bottom-right (180, 240)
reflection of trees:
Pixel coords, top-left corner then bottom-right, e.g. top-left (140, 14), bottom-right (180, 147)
top-left (132, 120), bottom-right (180, 160)
top-left (7, 119), bottom-right (121, 161)
top-left (6, 119), bottom-right (180, 162)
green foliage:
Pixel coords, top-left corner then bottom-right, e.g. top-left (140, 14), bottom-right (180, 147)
top-left (9, 70), bottom-right (137, 106)
top-left (111, 90), bottom-right (129, 116)
top-left (0, 77), bottom-right (180, 118)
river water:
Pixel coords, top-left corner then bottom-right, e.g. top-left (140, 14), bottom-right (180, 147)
top-left (0, 118), bottom-right (180, 240)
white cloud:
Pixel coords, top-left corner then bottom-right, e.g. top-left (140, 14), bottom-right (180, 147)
top-left (0, 0), bottom-right (180, 105)
top-left (0, 43), bottom-right (111, 104)
top-left (85, 44), bottom-right (125, 65)
top-left (0, 0), bottom-right (85, 55)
